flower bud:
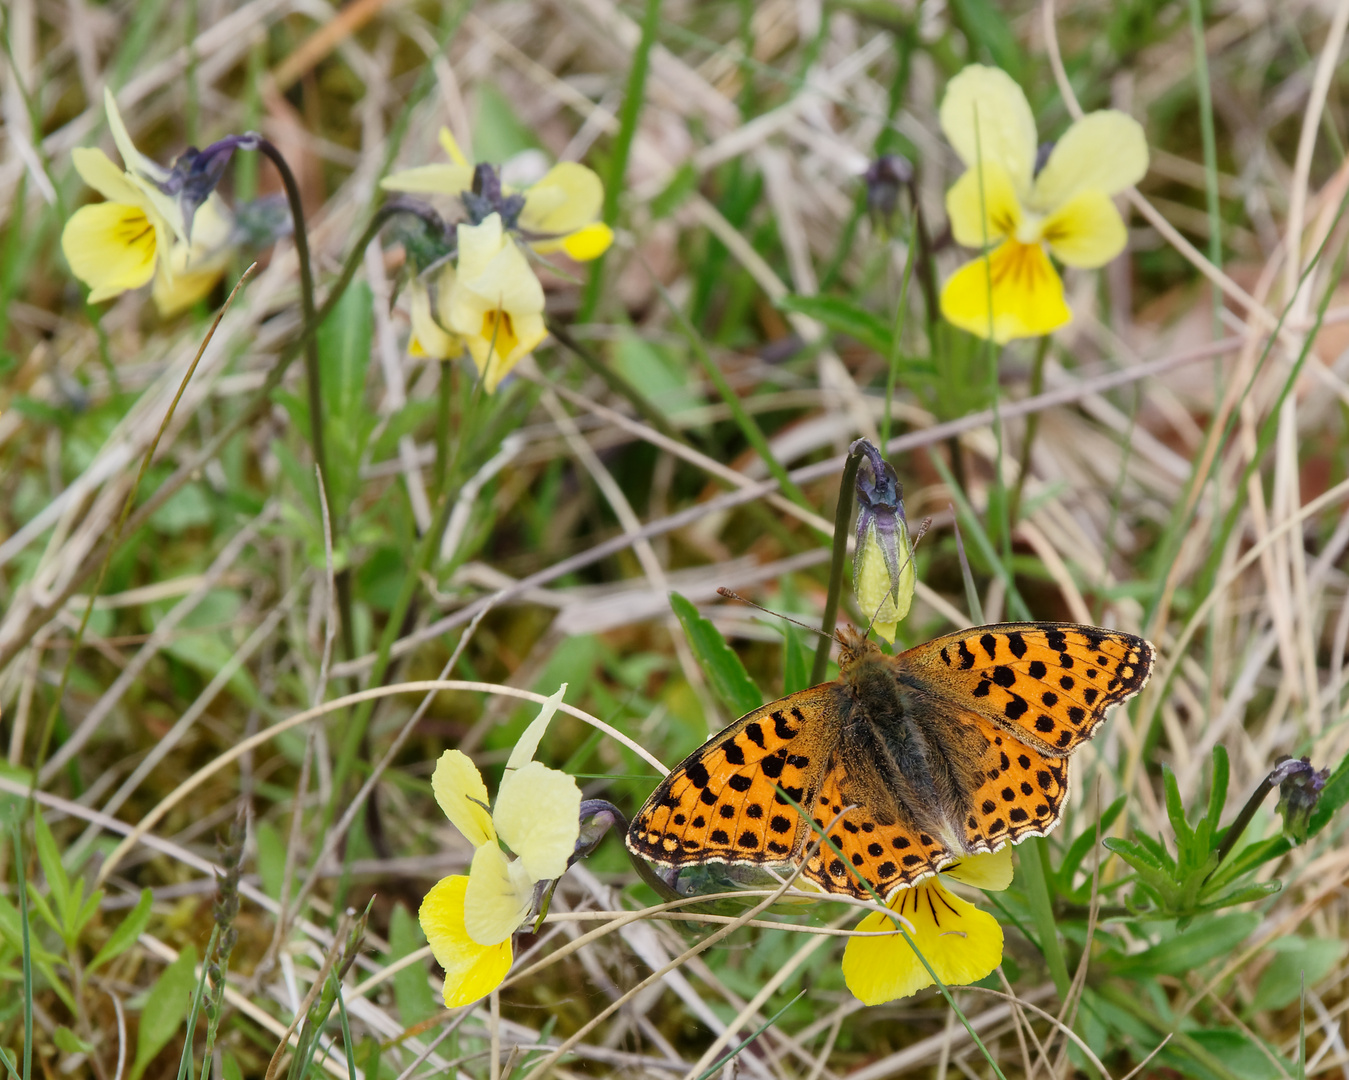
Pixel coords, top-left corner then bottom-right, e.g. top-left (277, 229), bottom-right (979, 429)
top-left (851, 439), bottom-right (914, 643)
top-left (1274, 755), bottom-right (1328, 845)
top-left (863, 154), bottom-right (913, 231)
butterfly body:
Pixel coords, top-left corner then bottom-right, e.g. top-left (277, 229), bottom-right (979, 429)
top-left (627, 622), bottom-right (1153, 900)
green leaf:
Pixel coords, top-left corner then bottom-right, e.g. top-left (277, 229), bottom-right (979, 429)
top-left (90, 889), bottom-right (153, 972)
top-left (54, 1027), bottom-right (94, 1054)
top-left (130, 944), bottom-right (198, 1080)
top-left (781, 626), bottom-right (810, 696)
top-left (1182, 1028), bottom-right (1287, 1080)
top-left (1111, 912), bottom-right (1259, 977)
top-left (1250, 937), bottom-right (1347, 1013)
top-left (253, 821), bottom-right (287, 901)
top-left (776, 294), bottom-right (893, 355)
top-left (389, 903), bottom-right (436, 1028)
top-left (318, 281), bottom-right (373, 426)
top-left (1058, 795), bottom-right (1126, 890)
top-left (669, 592), bottom-right (763, 719)
top-left (1162, 764), bottom-right (1195, 848)
top-left (1206, 745), bottom-right (1230, 835)
top-left (32, 811), bottom-right (70, 926)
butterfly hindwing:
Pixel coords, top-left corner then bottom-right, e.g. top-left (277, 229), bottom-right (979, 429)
top-left (900, 623), bottom-right (1153, 756)
top-left (954, 708), bottom-right (1070, 850)
top-left (626, 687), bottom-right (843, 868)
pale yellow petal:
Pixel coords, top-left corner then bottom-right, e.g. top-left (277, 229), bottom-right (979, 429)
top-left (431, 750), bottom-right (496, 848)
top-left (463, 242), bottom-right (546, 316)
top-left (842, 880), bottom-right (1004, 1005)
top-left (493, 761), bottom-right (581, 881)
top-left (519, 162), bottom-right (605, 235)
top-left (456, 214), bottom-right (506, 280)
top-left (1030, 110), bottom-right (1148, 210)
top-left (942, 845), bottom-right (1013, 891)
top-left (939, 65), bottom-right (1037, 196)
top-left (559, 222), bottom-right (615, 261)
top-left (439, 127), bottom-right (471, 167)
top-left (940, 242), bottom-right (1071, 343)
top-left (945, 161), bottom-right (1022, 250)
top-left (72, 147), bottom-right (149, 205)
top-left (408, 277), bottom-right (459, 359)
top-left (152, 258), bottom-right (225, 317)
top-left (104, 87), bottom-right (168, 183)
top-left (463, 842), bottom-right (534, 945)
top-left (62, 202), bottom-right (159, 301)
top-left (419, 875), bottom-right (513, 1008)
top-left (381, 164), bottom-right (476, 196)
top-left (1040, 189), bottom-right (1128, 268)
top-left (505, 684), bottom-right (568, 772)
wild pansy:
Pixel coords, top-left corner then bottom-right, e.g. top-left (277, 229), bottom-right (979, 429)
top-left (851, 440), bottom-right (915, 644)
top-left (842, 846), bottom-right (1011, 1004)
top-left (420, 687), bottom-right (582, 1007)
top-left (938, 65), bottom-right (1148, 343)
top-left (61, 89), bottom-right (235, 315)
top-left (382, 128), bottom-right (613, 261)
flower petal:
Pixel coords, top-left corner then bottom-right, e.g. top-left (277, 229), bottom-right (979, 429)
top-left (61, 202), bottom-right (159, 302)
top-left (457, 213), bottom-right (507, 280)
top-left (494, 761), bottom-right (582, 881)
top-left (1040, 189), bottom-right (1128, 268)
top-left (1030, 110), bottom-right (1148, 210)
top-left (945, 161), bottom-right (1022, 250)
top-left (842, 880), bottom-right (1004, 1005)
top-left (940, 241), bottom-right (1071, 343)
top-left (940, 66), bottom-right (1037, 196)
top-left (381, 164), bottom-right (476, 196)
top-left (431, 750), bottom-right (496, 848)
top-left (463, 842), bottom-right (534, 945)
top-left (505, 684), bottom-right (568, 772)
top-left (519, 162), bottom-right (605, 235)
top-left (438, 127), bottom-right (472, 167)
top-left (72, 147), bottom-right (150, 205)
top-left (942, 845), bottom-right (1013, 891)
top-left (152, 255), bottom-right (225, 316)
top-left (104, 87), bottom-right (169, 184)
top-left (419, 875), bottom-right (513, 1007)
top-left (559, 222), bottom-right (614, 261)
top-left (408, 275), bottom-right (460, 359)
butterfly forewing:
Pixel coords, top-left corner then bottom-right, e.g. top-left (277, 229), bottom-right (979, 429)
top-left (626, 688), bottom-right (843, 868)
top-left (900, 623), bottom-right (1153, 756)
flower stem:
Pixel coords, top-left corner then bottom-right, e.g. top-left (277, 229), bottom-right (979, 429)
top-left (1008, 334), bottom-right (1050, 526)
top-left (810, 445), bottom-right (863, 685)
top-left (1015, 836), bottom-right (1071, 1000)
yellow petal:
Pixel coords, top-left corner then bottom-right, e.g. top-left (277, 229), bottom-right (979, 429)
top-left (61, 202), bottom-right (159, 302)
top-left (408, 276), bottom-right (459, 359)
top-left (438, 127), bottom-right (471, 167)
top-left (559, 222), bottom-right (614, 261)
top-left (1030, 110), bottom-right (1149, 210)
top-left (940, 241), bottom-right (1071, 343)
top-left (519, 162), bottom-right (605, 235)
top-left (494, 761), bottom-right (582, 881)
top-left (505, 684), bottom-right (568, 772)
top-left (939, 66), bottom-right (1037, 196)
top-left (463, 842), bottom-right (534, 945)
top-left (419, 875), bottom-right (513, 1008)
top-left (431, 750), bottom-right (496, 848)
top-left (152, 259), bottom-right (224, 317)
top-left (1040, 189), bottom-right (1128, 269)
top-left (842, 880), bottom-right (1004, 1005)
top-left (72, 147), bottom-right (149, 205)
top-left (941, 845), bottom-right (1013, 891)
top-left (945, 161), bottom-right (1023, 250)
top-left (381, 164), bottom-right (476, 196)
top-left (456, 214), bottom-right (507, 280)
top-left (104, 87), bottom-right (168, 184)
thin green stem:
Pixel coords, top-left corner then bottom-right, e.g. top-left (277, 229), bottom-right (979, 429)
top-left (578, 0), bottom-right (662, 323)
top-left (811, 447), bottom-right (862, 686)
top-left (1008, 335), bottom-right (1050, 525)
top-left (1187, 0), bottom-right (1224, 338)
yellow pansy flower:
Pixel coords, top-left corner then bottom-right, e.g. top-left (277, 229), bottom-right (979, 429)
top-left (938, 65), bottom-right (1148, 343)
top-left (444, 213), bottom-right (547, 393)
top-left (420, 687), bottom-right (581, 1008)
top-left (382, 128), bottom-right (613, 261)
top-left (61, 88), bottom-right (233, 313)
top-left (841, 846), bottom-right (1011, 1005)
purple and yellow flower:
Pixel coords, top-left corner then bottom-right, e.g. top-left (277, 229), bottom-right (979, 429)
top-left (938, 65), bottom-right (1148, 343)
top-left (420, 687), bottom-right (581, 1007)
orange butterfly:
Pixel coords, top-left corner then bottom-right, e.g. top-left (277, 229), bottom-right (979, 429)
top-left (627, 623), bottom-right (1153, 900)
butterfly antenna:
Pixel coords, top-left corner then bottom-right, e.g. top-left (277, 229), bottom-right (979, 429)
top-left (860, 516), bottom-right (932, 642)
top-left (715, 588), bottom-right (835, 642)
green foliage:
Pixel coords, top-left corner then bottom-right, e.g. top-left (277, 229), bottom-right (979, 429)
top-left (130, 945), bottom-right (198, 1080)
top-left (670, 592), bottom-right (764, 718)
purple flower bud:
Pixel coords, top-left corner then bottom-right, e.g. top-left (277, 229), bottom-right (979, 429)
top-left (863, 154), bottom-right (913, 229)
top-left (1274, 756), bottom-right (1328, 845)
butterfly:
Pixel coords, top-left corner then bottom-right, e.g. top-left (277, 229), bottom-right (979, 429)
top-left (627, 623), bottom-right (1153, 900)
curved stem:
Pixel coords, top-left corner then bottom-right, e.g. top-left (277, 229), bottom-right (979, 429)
top-left (810, 446), bottom-right (863, 685)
